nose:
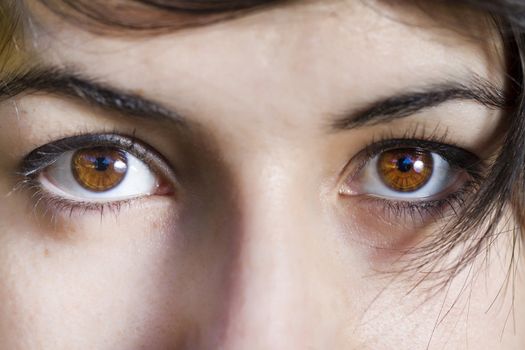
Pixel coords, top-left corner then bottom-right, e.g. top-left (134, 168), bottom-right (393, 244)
top-left (212, 160), bottom-right (345, 350)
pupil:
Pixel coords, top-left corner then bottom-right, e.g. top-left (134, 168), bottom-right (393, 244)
top-left (396, 156), bottom-right (413, 173)
top-left (94, 157), bottom-right (111, 171)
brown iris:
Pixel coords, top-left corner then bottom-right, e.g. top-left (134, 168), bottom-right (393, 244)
top-left (377, 148), bottom-right (433, 192)
top-left (72, 147), bottom-right (128, 192)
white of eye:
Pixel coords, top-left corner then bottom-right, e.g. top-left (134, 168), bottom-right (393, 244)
top-left (40, 150), bottom-right (158, 202)
top-left (355, 152), bottom-right (456, 201)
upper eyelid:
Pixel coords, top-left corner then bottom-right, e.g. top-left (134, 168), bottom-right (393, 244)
top-left (339, 138), bottom-right (482, 186)
top-left (363, 139), bottom-right (479, 164)
top-left (23, 134), bottom-right (481, 190)
top-left (20, 133), bottom-right (178, 183)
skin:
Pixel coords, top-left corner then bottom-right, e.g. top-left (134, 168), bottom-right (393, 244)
top-left (0, 0), bottom-right (524, 348)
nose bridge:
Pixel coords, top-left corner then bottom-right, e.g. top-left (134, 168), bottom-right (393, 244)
top-left (217, 155), bottom-right (333, 349)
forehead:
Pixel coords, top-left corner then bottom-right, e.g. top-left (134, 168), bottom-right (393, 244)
top-left (24, 0), bottom-right (503, 131)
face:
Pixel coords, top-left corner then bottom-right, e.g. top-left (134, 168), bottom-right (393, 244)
top-left (0, 0), bottom-right (524, 349)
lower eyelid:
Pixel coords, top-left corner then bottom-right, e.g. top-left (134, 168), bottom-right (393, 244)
top-left (340, 140), bottom-right (481, 200)
top-left (20, 134), bottom-right (178, 208)
top-left (23, 186), bottom-right (170, 224)
top-left (336, 188), bottom-right (473, 257)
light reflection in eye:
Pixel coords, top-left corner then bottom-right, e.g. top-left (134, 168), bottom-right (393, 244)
top-left (72, 147), bottom-right (129, 192)
top-left (377, 148), bottom-right (434, 193)
top-left (342, 148), bottom-right (467, 201)
top-left (41, 147), bottom-right (161, 203)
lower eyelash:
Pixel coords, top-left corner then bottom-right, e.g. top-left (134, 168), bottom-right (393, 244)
top-left (14, 176), bottom-right (137, 221)
top-left (16, 133), bottom-right (178, 219)
top-left (367, 179), bottom-right (480, 225)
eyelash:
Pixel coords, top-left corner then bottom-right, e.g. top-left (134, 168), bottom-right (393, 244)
top-left (346, 130), bottom-right (486, 223)
top-left (17, 127), bottom-right (487, 225)
top-left (364, 182), bottom-right (478, 225)
top-left (17, 133), bottom-right (174, 217)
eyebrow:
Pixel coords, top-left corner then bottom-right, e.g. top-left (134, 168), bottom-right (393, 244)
top-left (0, 67), bottom-right (508, 131)
top-left (0, 66), bottom-right (187, 127)
top-left (331, 78), bottom-right (508, 130)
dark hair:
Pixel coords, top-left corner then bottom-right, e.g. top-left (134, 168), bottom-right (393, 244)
top-left (37, 0), bottom-right (281, 32)
top-left (2, 0), bottom-right (525, 288)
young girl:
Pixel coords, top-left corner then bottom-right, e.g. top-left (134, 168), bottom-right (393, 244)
top-left (0, 0), bottom-right (523, 349)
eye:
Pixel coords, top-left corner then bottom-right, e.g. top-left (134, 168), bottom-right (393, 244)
top-left (342, 145), bottom-right (473, 201)
top-left (22, 134), bottom-right (174, 204)
top-left (72, 148), bottom-right (129, 192)
top-left (40, 147), bottom-right (166, 202)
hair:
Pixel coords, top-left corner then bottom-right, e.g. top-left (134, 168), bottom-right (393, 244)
top-left (36, 0), bottom-right (282, 32)
top-left (1, 0), bottom-right (525, 289)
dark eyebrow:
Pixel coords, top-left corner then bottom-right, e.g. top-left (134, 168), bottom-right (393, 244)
top-left (0, 66), bottom-right (187, 127)
top-left (0, 68), bottom-right (508, 132)
top-left (332, 78), bottom-right (508, 130)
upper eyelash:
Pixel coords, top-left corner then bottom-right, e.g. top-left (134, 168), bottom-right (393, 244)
top-left (21, 134), bottom-right (139, 177)
top-left (16, 133), bottom-right (175, 217)
top-left (344, 125), bottom-right (487, 186)
top-left (364, 138), bottom-right (483, 173)
top-left (20, 131), bottom-right (485, 217)
top-left (340, 131), bottom-right (489, 223)
top-left (19, 133), bottom-right (176, 182)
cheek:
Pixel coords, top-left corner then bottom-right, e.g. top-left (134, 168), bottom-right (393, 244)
top-left (0, 189), bottom-right (241, 348)
top-left (334, 197), bottom-right (438, 265)
top-left (0, 197), bottom-right (188, 347)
